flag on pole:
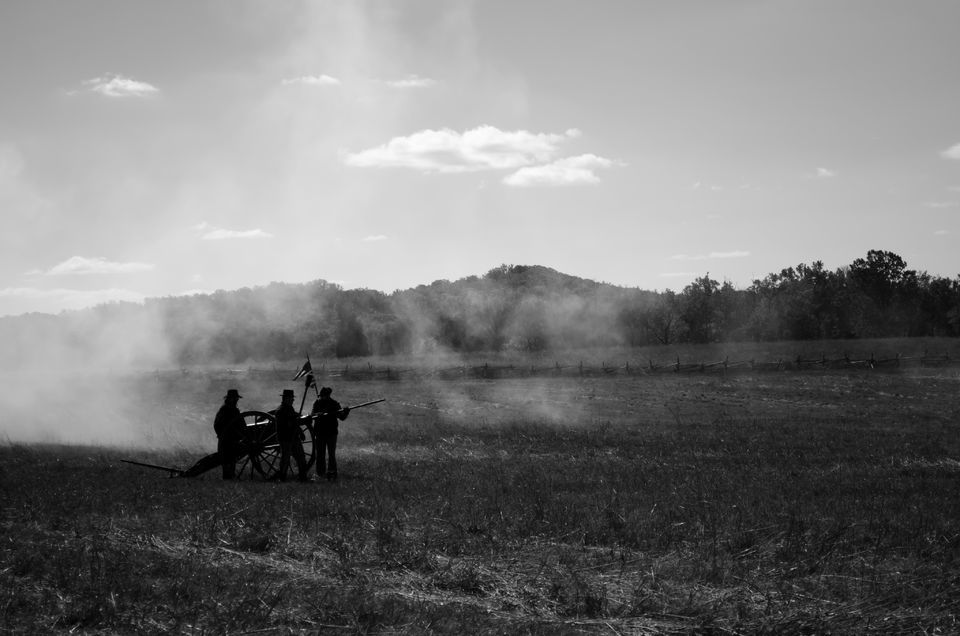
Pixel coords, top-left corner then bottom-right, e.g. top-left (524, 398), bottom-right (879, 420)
top-left (304, 373), bottom-right (316, 391)
top-left (292, 358), bottom-right (312, 380)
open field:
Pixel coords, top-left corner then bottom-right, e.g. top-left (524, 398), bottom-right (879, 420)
top-left (2, 341), bottom-right (960, 633)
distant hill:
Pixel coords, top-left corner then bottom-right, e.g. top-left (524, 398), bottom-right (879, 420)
top-left (1, 253), bottom-right (958, 369)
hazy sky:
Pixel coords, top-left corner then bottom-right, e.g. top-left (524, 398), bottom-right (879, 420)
top-left (2, 0), bottom-right (959, 316)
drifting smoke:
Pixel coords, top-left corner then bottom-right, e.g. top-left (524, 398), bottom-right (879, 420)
top-left (0, 266), bottom-right (636, 448)
top-left (0, 303), bottom-right (173, 446)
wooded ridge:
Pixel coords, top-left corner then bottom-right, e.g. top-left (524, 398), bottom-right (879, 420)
top-left (2, 250), bottom-right (958, 368)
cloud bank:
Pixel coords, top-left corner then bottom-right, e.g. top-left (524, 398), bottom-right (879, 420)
top-left (0, 287), bottom-right (146, 312)
top-left (82, 74), bottom-right (159, 98)
top-left (503, 154), bottom-right (620, 187)
top-left (40, 256), bottom-right (155, 276)
top-left (345, 126), bottom-right (579, 173)
top-left (940, 143), bottom-right (960, 160)
top-left (384, 74), bottom-right (437, 88)
top-left (193, 222), bottom-right (273, 241)
top-left (282, 74), bottom-right (341, 86)
top-left (345, 126), bottom-right (620, 185)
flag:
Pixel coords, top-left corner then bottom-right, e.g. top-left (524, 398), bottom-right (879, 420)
top-left (292, 358), bottom-right (312, 380)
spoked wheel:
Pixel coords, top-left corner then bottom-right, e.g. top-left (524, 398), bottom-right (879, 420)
top-left (298, 416), bottom-right (317, 474)
top-left (235, 410), bottom-right (278, 480)
top-left (236, 411), bottom-right (316, 480)
top-left (272, 416), bottom-right (317, 480)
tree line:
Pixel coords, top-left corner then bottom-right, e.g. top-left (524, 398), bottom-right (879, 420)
top-left (2, 251), bottom-right (958, 368)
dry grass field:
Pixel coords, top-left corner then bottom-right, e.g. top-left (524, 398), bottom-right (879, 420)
top-left (2, 340), bottom-right (960, 634)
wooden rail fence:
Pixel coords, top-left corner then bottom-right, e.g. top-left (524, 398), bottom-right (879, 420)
top-left (278, 352), bottom-right (959, 382)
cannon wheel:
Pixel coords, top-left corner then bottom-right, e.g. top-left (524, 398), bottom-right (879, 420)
top-left (234, 410), bottom-right (275, 480)
top-left (235, 410), bottom-right (316, 480)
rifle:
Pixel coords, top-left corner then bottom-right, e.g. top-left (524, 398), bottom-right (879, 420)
top-left (347, 398), bottom-right (386, 410)
top-left (121, 459), bottom-right (184, 477)
top-left (311, 398), bottom-right (385, 418)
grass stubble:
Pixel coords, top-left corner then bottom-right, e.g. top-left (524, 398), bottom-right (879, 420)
top-left (1, 358), bottom-right (959, 634)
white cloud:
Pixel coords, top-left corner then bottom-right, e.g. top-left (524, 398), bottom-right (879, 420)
top-left (362, 235), bottom-right (388, 242)
top-left (201, 229), bottom-right (273, 240)
top-left (384, 74), bottom-right (437, 88)
top-left (41, 256), bottom-right (155, 276)
top-left (503, 154), bottom-right (621, 187)
top-left (923, 201), bottom-right (959, 209)
top-left (935, 230), bottom-right (949, 235)
top-left (192, 222), bottom-right (273, 240)
top-left (82, 74), bottom-right (159, 98)
top-left (659, 272), bottom-right (699, 278)
top-left (815, 167), bottom-right (837, 178)
top-left (940, 143), bottom-right (960, 160)
top-left (670, 251), bottom-right (750, 261)
top-left (282, 74), bottom-right (341, 87)
top-left (711, 250), bottom-right (751, 259)
top-left (344, 126), bottom-right (582, 174)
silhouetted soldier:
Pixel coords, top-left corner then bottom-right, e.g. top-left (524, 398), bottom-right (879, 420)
top-left (311, 386), bottom-right (350, 481)
top-left (215, 389), bottom-right (245, 479)
top-left (275, 389), bottom-right (309, 482)
top-left (181, 388), bottom-right (245, 479)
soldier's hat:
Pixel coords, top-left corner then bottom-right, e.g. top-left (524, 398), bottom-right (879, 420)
top-left (281, 389), bottom-right (295, 399)
top-left (224, 389), bottom-right (242, 400)
top-left (319, 386), bottom-right (332, 396)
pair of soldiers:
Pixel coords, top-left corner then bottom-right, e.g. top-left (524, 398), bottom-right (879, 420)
top-left (275, 386), bottom-right (350, 482)
top-left (213, 386), bottom-right (350, 481)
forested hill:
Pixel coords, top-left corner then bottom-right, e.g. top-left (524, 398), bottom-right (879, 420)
top-left (2, 252), bottom-right (959, 369)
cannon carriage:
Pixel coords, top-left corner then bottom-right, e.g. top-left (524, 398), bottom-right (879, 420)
top-left (231, 410), bottom-right (317, 480)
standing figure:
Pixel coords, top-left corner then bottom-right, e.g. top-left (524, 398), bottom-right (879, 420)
top-left (311, 386), bottom-right (350, 481)
top-left (275, 389), bottom-right (309, 482)
top-left (214, 388), bottom-right (246, 479)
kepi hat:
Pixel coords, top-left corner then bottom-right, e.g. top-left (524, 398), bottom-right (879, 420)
top-left (319, 386), bottom-right (332, 396)
top-left (224, 389), bottom-right (242, 400)
top-left (281, 389), bottom-right (295, 399)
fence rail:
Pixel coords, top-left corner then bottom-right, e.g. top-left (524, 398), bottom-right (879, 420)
top-left (288, 353), bottom-right (959, 382)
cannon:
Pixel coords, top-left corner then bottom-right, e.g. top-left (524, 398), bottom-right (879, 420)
top-left (229, 409), bottom-right (316, 480)
top-left (123, 399), bottom-right (384, 480)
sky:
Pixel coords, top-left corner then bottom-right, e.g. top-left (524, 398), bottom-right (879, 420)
top-left (1, 0), bottom-right (959, 317)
